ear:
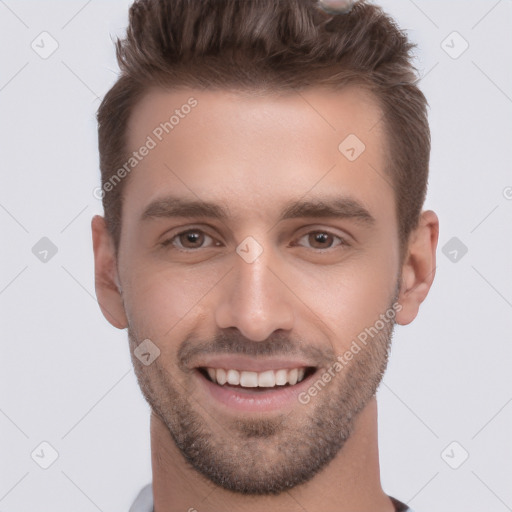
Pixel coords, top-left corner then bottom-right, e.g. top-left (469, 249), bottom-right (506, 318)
top-left (91, 215), bottom-right (128, 329)
top-left (395, 210), bottom-right (439, 326)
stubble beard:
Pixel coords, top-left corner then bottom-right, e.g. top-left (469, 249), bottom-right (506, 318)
top-left (128, 305), bottom-right (396, 495)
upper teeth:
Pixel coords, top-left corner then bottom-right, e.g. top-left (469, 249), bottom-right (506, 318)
top-left (205, 367), bottom-right (307, 387)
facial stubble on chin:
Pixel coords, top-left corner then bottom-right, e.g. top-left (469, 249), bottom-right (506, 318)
top-left (127, 302), bottom-right (396, 496)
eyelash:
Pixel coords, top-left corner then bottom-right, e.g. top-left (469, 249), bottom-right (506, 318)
top-left (160, 228), bottom-right (350, 252)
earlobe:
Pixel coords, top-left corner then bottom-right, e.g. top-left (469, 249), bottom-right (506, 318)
top-left (91, 215), bottom-right (128, 329)
top-left (395, 210), bottom-right (439, 326)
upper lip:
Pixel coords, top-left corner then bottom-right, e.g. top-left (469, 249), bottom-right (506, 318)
top-left (192, 355), bottom-right (317, 372)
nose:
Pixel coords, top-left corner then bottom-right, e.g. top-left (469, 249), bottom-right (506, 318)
top-left (214, 242), bottom-right (295, 341)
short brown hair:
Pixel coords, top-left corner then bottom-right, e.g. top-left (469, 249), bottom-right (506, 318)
top-left (97, 0), bottom-right (430, 257)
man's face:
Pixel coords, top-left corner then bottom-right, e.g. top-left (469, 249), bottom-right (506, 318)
top-left (116, 86), bottom-right (402, 494)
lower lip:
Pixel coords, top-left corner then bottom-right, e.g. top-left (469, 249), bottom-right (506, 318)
top-left (195, 369), bottom-right (316, 413)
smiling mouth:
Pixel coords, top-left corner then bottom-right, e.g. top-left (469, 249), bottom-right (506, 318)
top-left (197, 366), bottom-right (317, 391)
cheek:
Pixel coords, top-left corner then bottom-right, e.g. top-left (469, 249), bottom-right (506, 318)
top-left (298, 249), bottom-right (398, 348)
top-left (122, 261), bottom-right (226, 340)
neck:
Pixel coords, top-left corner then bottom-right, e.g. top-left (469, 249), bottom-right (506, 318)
top-left (150, 396), bottom-right (394, 512)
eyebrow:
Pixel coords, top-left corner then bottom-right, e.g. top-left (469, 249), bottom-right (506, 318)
top-left (140, 195), bottom-right (376, 226)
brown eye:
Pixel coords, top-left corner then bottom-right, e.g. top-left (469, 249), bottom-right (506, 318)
top-left (161, 229), bottom-right (220, 251)
top-left (179, 230), bottom-right (205, 248)
top-left (296, 231), bottom-right (348, 250)
top-left (309, 232), bottom-right (333, 248)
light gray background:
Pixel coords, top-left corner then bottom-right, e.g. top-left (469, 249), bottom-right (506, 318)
top-left (1, 1), bottom-right (511, 511)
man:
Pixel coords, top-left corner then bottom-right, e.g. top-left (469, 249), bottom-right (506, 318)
top-left (92, 0), bottom-right (438, 510)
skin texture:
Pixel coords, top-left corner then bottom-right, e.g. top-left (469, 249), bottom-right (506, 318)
top-left (92, 85), bottom-right (439, 512)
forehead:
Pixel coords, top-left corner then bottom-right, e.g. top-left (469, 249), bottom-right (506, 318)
top-left (123, 85), bottom-right (392, 223)
top-left (127, 85), bottom-right (385, 153)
